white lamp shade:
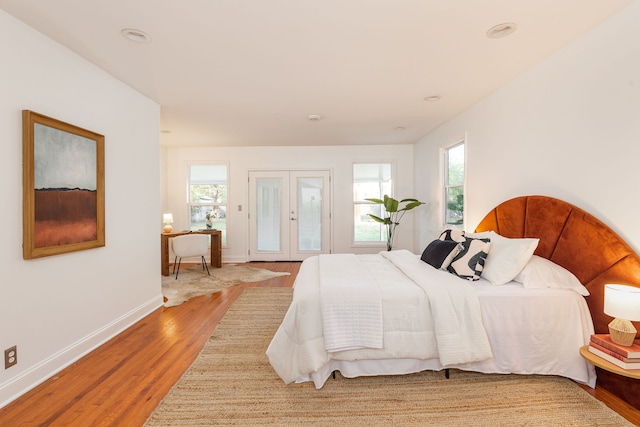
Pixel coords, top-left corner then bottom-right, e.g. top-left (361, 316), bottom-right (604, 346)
top-left (163, 213), bottom-right (173, 224)
top-left (604, 284), bottom-right (640, 321)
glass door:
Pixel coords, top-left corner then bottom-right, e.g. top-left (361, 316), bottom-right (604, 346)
top-left (249, 170), bottom-right (330, 261)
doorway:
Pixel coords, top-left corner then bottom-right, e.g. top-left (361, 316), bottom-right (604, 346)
top-left (248, 170), bottom-right (331, 261)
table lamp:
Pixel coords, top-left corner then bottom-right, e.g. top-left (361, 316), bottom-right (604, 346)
top-left (604, 284), bottom-right (640, 346)
top-left (162, 213), bottom-right (174, 233)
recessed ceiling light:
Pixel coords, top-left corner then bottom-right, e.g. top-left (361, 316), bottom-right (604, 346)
top-left (160, 130), bottom-right (171, 134)
top-left (121, 28), bottom-right (151, 43)
top-left (424, 95), bottom-right (441, 102)
top-left (486, 23), bottom-right (517, 39)
top-left (307, 114), bottom-right (323, 121)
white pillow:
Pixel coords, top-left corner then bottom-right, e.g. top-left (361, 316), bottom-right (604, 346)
top-left (514, 255), bottom-right (590, 296)
top-left (467, 231), bottom-right (539, 285)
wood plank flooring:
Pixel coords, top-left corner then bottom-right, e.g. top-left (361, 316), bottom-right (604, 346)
top-left (0, 261), bottom-right (638, 426)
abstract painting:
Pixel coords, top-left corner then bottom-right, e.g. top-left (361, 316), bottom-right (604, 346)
top-left (22, 110), bottom-right (105, 259)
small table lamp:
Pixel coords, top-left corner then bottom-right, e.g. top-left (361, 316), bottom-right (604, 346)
top-left (604, 284), bottom-right (640, 346)
top-left (162, 213), bottom-right (174, 233)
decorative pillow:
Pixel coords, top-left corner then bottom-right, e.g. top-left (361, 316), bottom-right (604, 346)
top-left (447, 237), bottom-right (491, 281)
top-left (439, 229), bottom-right (466, 243)
top-left (421, 239), bottom-right (463, 270)
top-left (467, 231), bottom-right (539, 285)
top-left (514, 255), bottom-right (590, 296)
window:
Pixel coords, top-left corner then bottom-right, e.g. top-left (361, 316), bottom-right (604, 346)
top-left (444, 142), bottom-right (464, 227)
top-left (188, 164), bottom-right (228, 244)
top-left (353, 163), bottom-right (392, 243)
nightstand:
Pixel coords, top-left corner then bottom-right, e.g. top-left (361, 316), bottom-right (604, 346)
top-left (580, 346), bottom-right (640, 379)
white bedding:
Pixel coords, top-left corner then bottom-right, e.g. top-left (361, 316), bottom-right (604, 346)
top-left (266, 251), bottom-right (596, 389)
top-left (381, 250), bottom-right (492, 366)
top-left (319, 254), bottom-right (383, 352)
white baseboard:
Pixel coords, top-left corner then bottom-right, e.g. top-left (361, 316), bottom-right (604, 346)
top-left (0, 294), bottom-right (163, 409)
top-left (222, 255), bottom-right (249, 264)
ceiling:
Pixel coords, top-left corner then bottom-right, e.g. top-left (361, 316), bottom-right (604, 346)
top-left (0, 0), bottom-right (633, 147)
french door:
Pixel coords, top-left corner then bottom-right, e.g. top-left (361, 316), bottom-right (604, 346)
top-left (248, 170), bottom-right (331, 261)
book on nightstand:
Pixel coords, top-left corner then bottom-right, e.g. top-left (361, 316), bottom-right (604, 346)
top-left (589, 341), bottom-right (640, 363)
top-left (590, 334), bottom-right (640, 358)
top-left (588, 345), bottom-right (640, 370)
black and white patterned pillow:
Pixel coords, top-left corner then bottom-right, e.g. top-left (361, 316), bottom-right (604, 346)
top-left (438, 229), bottom-right (466, 243)
top-left (421, 239), bottom-right (463, 270)
top-left (447, 237), bottom-right (491, 281)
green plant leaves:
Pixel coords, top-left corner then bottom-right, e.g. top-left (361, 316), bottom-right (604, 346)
top-left (368, 214), bottom-right (391, 225)
top-left (363, 195), bottom-right (424, 250)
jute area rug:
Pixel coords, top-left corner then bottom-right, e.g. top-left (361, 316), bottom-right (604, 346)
top-left (162, 264), bottom-right (289, 307)
top-left (145, 288), bottom-right (632, 426)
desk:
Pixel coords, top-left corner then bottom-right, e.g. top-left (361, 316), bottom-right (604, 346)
top-left (161, 230), bottom-right (222, 276)
top-left (579, 346), bottom-right (640, 379)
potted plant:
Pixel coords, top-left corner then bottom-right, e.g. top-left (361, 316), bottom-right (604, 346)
top-left (365, 194), bottom-right (424, 251)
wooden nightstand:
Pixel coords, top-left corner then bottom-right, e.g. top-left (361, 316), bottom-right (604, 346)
top-left (580, 346), bottom-right (640, 379)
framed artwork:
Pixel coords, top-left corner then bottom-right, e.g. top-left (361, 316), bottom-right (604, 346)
top-left (22, 110), bottom-right (105, 259)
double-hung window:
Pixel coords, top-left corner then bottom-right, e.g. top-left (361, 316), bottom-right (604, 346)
top-left (353, 163), bottom-right (392, 243)
top-left (188, 164), bottom-right (228, 244)
top-left (444, 142), bottom-right (465, 227)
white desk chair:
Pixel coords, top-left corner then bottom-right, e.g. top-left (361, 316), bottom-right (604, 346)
top-left (170, 234), bottom-right (210, 279)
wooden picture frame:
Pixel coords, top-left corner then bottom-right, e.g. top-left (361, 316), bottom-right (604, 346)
top-left (23, 110), bottom-right (105, 259)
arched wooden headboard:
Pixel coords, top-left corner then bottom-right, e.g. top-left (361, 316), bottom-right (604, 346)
top-left (475, 195), bottom-right (640, 407)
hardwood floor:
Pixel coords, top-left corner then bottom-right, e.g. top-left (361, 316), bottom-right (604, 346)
top-left (0, 262), bottom-right (299, 427)
top-left (1, 261), bottom-right (639, 426)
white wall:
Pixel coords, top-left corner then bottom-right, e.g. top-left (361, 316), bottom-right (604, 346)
top-left (414, 1), bottom-right (640, 253)
top-left (0, 11), bottom-right (162, 407)
top-left (164, 144), bottom-right (416, 260)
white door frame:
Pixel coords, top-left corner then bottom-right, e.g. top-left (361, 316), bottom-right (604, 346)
top-left (248, 170), bottom-right (331, 261)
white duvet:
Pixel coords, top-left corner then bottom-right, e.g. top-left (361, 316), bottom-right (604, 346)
top-left (266, 250), bottom-right (596, 389)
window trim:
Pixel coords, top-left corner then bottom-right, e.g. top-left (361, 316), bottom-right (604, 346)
top-left (352, 162), bottom-right (394, 246)
top-left (186, 162), bottom-right (229, 246)
top-left (442, 138), bottom-right (466, 228)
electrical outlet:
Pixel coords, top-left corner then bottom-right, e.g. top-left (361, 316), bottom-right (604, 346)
top-left (4, 346), bottom-right (17, 369)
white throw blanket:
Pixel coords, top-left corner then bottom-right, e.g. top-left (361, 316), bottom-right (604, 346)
top-left (381, 250), bottom-right (493, 366)
top-left (318, 254), bottom-right (384, 352)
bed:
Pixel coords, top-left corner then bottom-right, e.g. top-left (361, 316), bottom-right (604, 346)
top-left (266, 195), bottom-right (640, 406)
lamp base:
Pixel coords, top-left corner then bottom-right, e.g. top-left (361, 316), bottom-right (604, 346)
top-left (608, 317), bottom-right (637, 346)
top-left (163, 225), bottom-right (173, 233)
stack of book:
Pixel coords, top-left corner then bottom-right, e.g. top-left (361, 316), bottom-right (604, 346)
top-left (589, 334), bottom-right (640, 370)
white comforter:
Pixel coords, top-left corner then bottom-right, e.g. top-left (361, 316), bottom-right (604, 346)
top-left (380, 250), bottom-right (492, 366)
top-left (268, 250), bottom-right (492, 385)
top-left (266, 250), bottom-right (596, 389)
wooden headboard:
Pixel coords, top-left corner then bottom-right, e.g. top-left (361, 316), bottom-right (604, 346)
top-left (475, 195), bottom-right (640, 407)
